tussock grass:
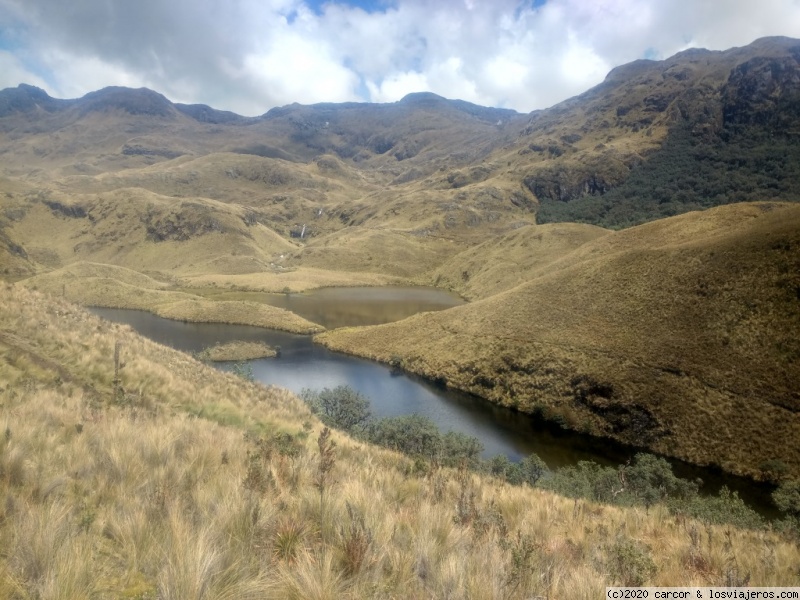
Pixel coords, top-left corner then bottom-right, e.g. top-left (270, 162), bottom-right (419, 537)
top-left (20, 261), bottom-right (325, 334)
top-left (429, 221), bottom-right (610, 299)
top-left (319, 202), bottom-right (800, 479)
top-left (1, 284), bottom-right (798, 598)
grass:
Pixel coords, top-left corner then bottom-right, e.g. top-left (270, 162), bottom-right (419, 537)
top-left (1, 284), bottom-right (798, 598)
top-left (318, 202), bottom-right (800, 480)
top-left (19, 261), bottom-right (325, 334)
top-left (195, 341), bottom-right (277, 362)
top-left (1, 41), bottom-right (800, 593)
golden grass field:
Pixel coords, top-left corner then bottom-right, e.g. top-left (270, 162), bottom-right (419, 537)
top-left (1, 37), bottom-right (799, 507)
top-left (1, 284), bottom-right (798, 598)
top-left (4, 187), bottom-right (799, 480)
top-left (18, 262), bottom-right (324, 335)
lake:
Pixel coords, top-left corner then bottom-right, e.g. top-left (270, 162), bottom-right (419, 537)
top-left (178, 285), bottom-right (466, 329)
top-left (90, 287), bottom-right (778, 514)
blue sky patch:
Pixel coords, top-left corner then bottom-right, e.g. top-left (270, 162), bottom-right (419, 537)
top-left (305, 0), bottom-right (392, 15)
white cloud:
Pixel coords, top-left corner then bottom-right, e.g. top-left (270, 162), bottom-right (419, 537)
top-left (367, 71), bottom-right (428, 103)
top-left (242, 32), bottom-right (361, 107)
top-left (1, 0), bottom-right (800, 115)
top-left (0, 50), bottom-right (49, 91)
top-left (40, 51), bottom-right (151, 99)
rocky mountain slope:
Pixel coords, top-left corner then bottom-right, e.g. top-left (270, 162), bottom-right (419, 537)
top-left (1, 37), bottom-right (798, 241)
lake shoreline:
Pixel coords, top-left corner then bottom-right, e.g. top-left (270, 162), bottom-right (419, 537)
top-left (88, 304), bottom-right (781, 517)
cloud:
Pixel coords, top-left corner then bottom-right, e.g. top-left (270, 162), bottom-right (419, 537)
top-left (0, 50), bottom-right (49, 91)
top-left (1, 0), bottom-right (799, 115)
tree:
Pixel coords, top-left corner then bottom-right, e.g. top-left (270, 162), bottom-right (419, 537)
top-left (504, 453), bottom-right (548, 486)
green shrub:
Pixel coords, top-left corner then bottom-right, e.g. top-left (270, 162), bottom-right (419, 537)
top-left (440, 431), bottom-right (484, 468)
top-left (488, 454), bottom-right (513, 478)
top-left (301, 386), bottom-right (371, 433)
top-left (540, 460), bottom-right (620, 502)
top-left (366, 414), bottom-right (442, 460)
top-left (626, 453), bottom-right (699, 508)
top-left (607, 537), bottom-right (657, 586)
top-left (504, 453), bottom-right (548, 487)
top-left (675, 486), bottom-right (763, 529)
top-left (773, 479), bottom-right (800, 518)
top-left (231, 361), bottom-right (254, 381)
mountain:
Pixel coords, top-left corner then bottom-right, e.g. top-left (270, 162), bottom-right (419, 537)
top-left (1, 38), bottom-right (798, 231)
top-left (1, 36), bottom-right (799, 478)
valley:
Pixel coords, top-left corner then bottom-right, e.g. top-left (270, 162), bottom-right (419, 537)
top-left (1, 38), bottom-right (799, 483)
top-left (2, 33), bottom-right (800, 594)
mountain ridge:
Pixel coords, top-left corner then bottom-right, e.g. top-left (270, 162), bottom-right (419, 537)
top-left (1, 36), bottom-right (799, 479)
top-left (1, 35), bottom-right (798, 228)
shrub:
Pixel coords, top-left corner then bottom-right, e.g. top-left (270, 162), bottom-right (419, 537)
top-left (504, 453), bottom-right (548, 487)
top-left (365, 414), bottom-right (442, 460)
top-left (440, 431), bottom-right (483, 468)
top-left (231, 361), bottom-right (254, 381)
top-left (488, 454), bottom-right (513, 478)
top-left (540, 461), bottom-right (620, 502)
top-left (676, 486), bottom-right (763, 529)
top-left (301, 386), bottom-right (371, 433)
top-left (773, 479), bottom-right (800, 518)
top-left (626, 453), bottom-right (699, 508)
top-left (607, 537), bottom-right (657, 586)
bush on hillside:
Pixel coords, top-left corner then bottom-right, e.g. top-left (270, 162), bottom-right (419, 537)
top-left (299, 386), bottom-right (766, 531)
top-left (440, 430), bottom-right (484, 468)
top-left (365, 414), bottom-right (444, 461)
top-left (773, 479), bottom-right (800, 518)
top-left (675, 486), bottom-right (763, 529)
top-left (301, 386), bottom-right (371, 433)
top-left (773, 478), bottom-right (800, 537)
top-left (504, 453), bottom-right (548, 487)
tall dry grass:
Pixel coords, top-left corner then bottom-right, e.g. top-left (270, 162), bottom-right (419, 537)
top-left (1, 283), bottom-right (799, 598)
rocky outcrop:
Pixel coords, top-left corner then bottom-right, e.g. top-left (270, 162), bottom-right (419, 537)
top-left (722, 52), bottom-right (800, 130)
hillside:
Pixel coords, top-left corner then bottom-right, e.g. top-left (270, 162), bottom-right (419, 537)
top-left (2, 284), bottom-right (799, 597)
top-left (0, 37), bottom-right (798, 242)
top-left (0, 36), bottom-right (799, 484)
top-left (319, 203), bottom-right (800, 479)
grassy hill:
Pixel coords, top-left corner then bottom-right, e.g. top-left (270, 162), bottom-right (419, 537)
top-left (428, 222), bottom-right (610, 299)
top-left (319, 203), bottom-right (800, 479)
top-left (2, 284), bottom-right (799, 597)
top-left (2, 38), bottom-right (799, 237)
top-left (1, 36), bottom-right (799, 486)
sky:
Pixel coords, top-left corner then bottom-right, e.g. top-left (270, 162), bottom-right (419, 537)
top-left (1, 0), bottom-right (799, 116)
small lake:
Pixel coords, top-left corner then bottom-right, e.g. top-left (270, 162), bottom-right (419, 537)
top-left (90, 293), bottom-right (778, 515)
top-left (90, 306), bottom-right (621, 467)
top-left (179, 286), bottom-right (466, 329)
